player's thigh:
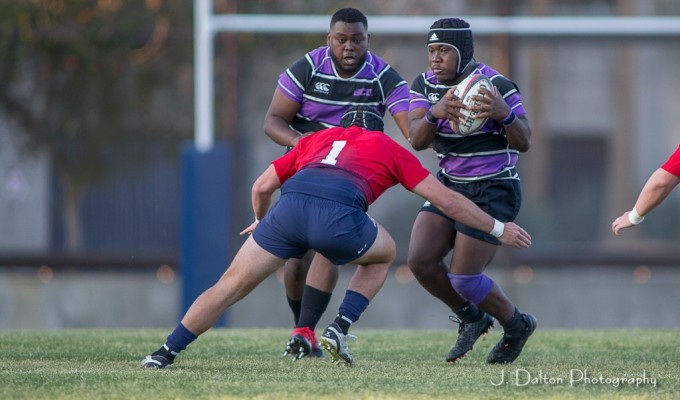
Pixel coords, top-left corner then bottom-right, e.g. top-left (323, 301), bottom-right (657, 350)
top-left (408, 210), bottom-right (456, 265)
top-left (351, 222), bottom-right (395, 265)
top-left (221, 235), bottom-right (286, 292)
top-left (449, 233), bottom-right (499, 275)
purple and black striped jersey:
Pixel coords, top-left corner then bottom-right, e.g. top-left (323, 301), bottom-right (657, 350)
top-left (410, 63), bottom-right (527, 183)
top-left (277, 46), bottom-right (410, 134)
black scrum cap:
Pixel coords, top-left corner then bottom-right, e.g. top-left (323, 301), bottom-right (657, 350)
top-left (427, 18), bottom-right (474, 76)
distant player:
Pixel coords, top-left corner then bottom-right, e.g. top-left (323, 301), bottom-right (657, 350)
top-left (612, 145), bottom-right (680, 235)
top-left (140, 106), bottom-right (531, 368)
top-left (262, 7), bottom-right (410, 356)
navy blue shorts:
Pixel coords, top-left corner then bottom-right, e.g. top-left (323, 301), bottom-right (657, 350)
top-left (252, 193), bottom-right (377, 265)
top-left (420, 172), bottom-right (522, 245)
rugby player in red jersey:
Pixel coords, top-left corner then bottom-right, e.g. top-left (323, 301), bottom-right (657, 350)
top-left (612, 145), bottom-right (680, 235)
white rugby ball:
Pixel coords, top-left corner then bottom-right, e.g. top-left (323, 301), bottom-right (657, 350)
top-left (451, 74), bottom-right (493, 135)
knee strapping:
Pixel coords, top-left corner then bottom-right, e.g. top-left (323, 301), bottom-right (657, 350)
top-left (448, 273), bottom-right (493, 305)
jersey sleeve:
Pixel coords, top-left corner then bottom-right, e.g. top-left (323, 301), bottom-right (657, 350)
top-left (272, 146), bottom-right (301, 183)
top-left (409, 73), bottom-right (431, 111)
top-left (379, 66), bottom-right (410, 116)
top-left (388, 141), bottom-right (430, 190)
top-left (661, 145), bottom-right (680, 177)
top-left (277, 53), bottom-right (313, 103)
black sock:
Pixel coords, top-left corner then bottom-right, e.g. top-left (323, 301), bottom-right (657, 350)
top-left (501, 308), bottom-right (525, 336)
top-left (287, 297), bottom-right (302, 326)
top-left (454, 301), bottom-right (484, 323)
top-left (333, 313), bottom-right (353, 335)
top-left (297, 285), bottom-right (332, 330)
top-left (152, 344), bottom-right (177, 362)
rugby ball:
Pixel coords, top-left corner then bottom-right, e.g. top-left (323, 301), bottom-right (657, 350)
top-left (451, 74), bottom-right (493, 135)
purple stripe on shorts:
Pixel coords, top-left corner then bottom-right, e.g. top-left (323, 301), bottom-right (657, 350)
top-left (440, 152), bottom-right (518, 178)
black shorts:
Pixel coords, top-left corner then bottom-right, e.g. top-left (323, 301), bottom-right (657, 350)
top-left (419, 171), bottom-right (522, 245)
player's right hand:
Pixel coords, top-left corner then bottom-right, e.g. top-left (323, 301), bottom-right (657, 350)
top-left (611, 212), bottom-right (634, 236)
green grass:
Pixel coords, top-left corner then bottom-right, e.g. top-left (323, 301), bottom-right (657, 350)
top-left (1, 329), bottom-right (678, 399)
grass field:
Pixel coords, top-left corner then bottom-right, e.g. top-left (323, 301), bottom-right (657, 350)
top-left (1, 328), bottom-right (678, 399)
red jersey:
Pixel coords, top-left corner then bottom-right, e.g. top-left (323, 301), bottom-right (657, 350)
top-left (272, 126), bottom-right (429, 206)
top-left (661, 145), bottom-right (680, 177)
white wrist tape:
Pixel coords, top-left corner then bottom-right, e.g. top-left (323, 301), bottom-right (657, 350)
top-left (490, 219), bottom-right (505, 238)
top-left (627, 207), bottom-right (645, 225)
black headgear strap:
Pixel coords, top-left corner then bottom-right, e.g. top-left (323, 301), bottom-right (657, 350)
top-left (340, 105), bottom-right (384, 132)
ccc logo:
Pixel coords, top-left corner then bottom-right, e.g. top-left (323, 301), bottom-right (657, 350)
top-left (314, 82), bottom-right (331, 93)
top-left (428, 93), bottom-right (440, 102)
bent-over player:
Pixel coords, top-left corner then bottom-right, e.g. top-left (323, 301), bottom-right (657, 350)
top-left (141, 107), bottom-right (531, 368)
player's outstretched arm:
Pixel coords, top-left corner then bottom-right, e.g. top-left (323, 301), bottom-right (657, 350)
top-left (411, 175), bottom-right (531, 248)
top-left (612, 168), bottom-right (680, 236)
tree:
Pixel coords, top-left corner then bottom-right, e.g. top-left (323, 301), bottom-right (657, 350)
top-left (0, 0), bottom-right (192, 251)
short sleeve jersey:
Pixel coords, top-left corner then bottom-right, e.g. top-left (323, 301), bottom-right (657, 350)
top-left (409, 62), bottom-right (526, 182)
top-left (272, 126), bottom-right (429, 208)
top-left (277, 46), bottom-right (410, 134)
top-left (661, 145), bottom-right (680, 177)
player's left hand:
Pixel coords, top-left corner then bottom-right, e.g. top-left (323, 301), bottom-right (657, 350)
top-left (240, 220), bottom-right (259, 235)
top-left (434, 87), bottom-right (466, 122)
top-left (469, 87), bottom-right (510, 121)
top-left (611, 213), bottom-right (634, 236)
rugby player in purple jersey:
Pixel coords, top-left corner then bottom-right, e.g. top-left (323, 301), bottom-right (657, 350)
top-left (262, 8), bottom-right (411, 357)
top-left (407, 18), bottom-right (536, 364)
top-left (140, 106), bottom-right (531, 368)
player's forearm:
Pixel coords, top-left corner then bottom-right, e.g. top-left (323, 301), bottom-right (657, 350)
top-left (392, 111), bottom-right (411, 141)
top-left (503, 115), bottom-right (531, 152)
top-left (413, 176), bottom-right (501, 237)
top-left (264, 119), bottom-right (299, 147)
top-left (251, 193), bottom-right (272, 221)
top-left (408, 111), bottom-right (437, 150)
top-left (634, 169), bottom-right (680, 216)
top-left (250, 165), bottom-right (281, 220)
top-left (439, 196), bottom-right (499, 236)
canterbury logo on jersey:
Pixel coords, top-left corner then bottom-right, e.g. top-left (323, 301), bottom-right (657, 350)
top-left (428, 93), bottom-right (440, 102)
top-left (314, 82), bottom-right (330, 94)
